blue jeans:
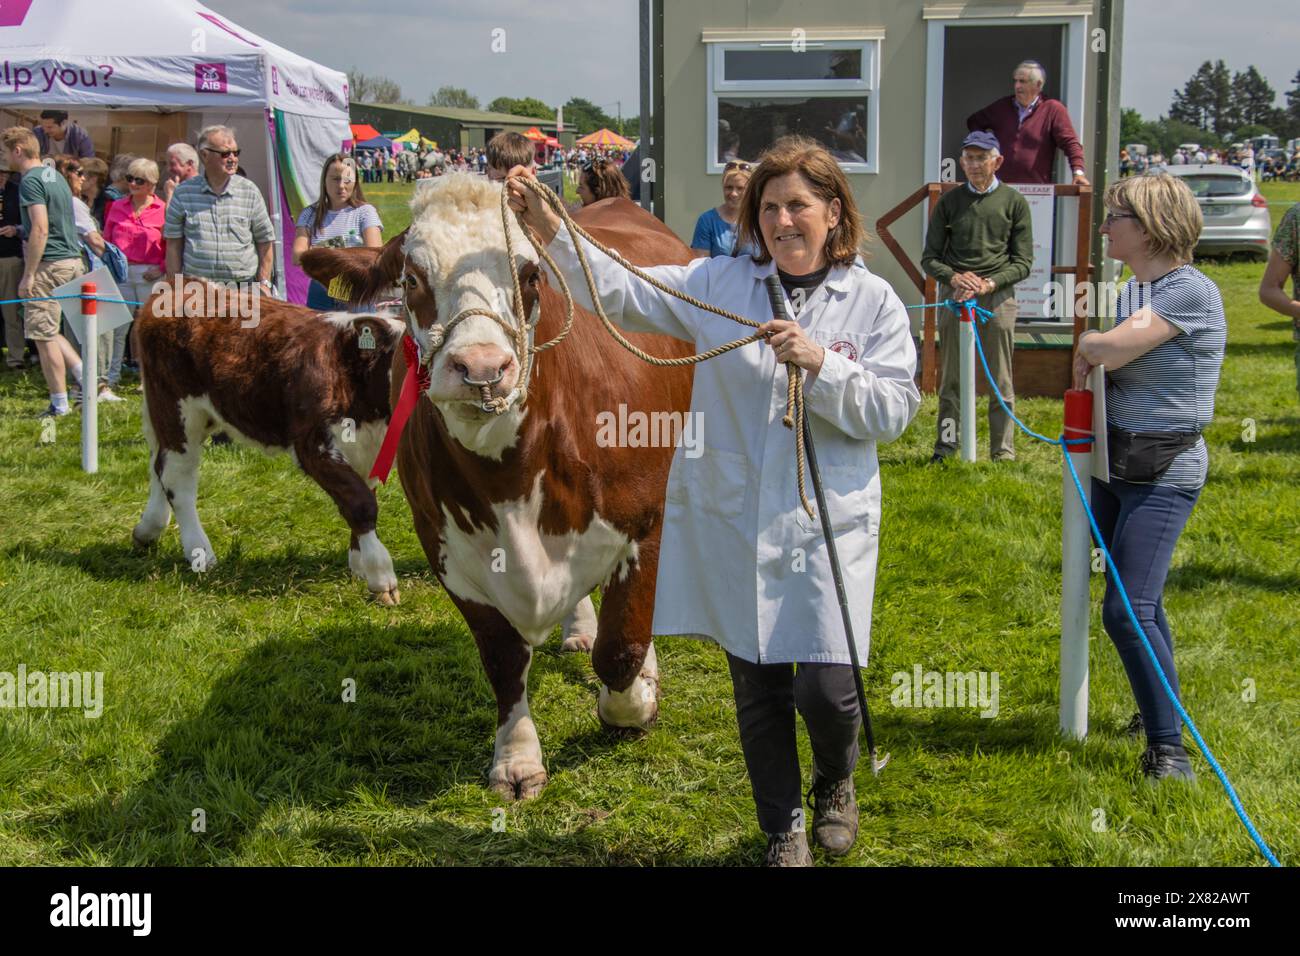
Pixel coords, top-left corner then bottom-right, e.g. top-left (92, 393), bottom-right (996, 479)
top-left (1090, 477), bottom-right (1200, 746)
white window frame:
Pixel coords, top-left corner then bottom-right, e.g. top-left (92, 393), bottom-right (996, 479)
top-left (704, 36), bottom-right (882, 175)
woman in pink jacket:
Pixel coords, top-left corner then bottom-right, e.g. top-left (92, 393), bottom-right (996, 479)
top-left (103, 157), bottom-right (166, 386)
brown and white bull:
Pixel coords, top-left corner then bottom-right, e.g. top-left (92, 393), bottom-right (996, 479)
top-left (303, 176), bottom-right (696, 798)
top-left (131, 278), bottom-right (405, 604)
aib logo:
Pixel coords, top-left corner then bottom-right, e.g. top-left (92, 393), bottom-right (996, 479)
top-left (195, 63), bottom-right (228, 94)
top-left (271, 66), bottom-right (279, 95)
top-left (0, 1), bottom-right (35, 28)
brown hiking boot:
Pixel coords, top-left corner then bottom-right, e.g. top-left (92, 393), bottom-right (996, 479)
top-left (806, 773), bottom-right (859, 856)
top-left (763, 829), bottom-right (814, 867)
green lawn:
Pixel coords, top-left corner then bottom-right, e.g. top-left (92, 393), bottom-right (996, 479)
top-left (0, 181), bottom-right (1295, 866)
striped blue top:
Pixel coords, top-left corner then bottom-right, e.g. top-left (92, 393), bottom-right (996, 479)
top-left (1105, 264), bottom-right (1226, 489)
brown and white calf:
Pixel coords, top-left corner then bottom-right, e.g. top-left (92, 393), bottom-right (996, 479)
top-left (131, 278), bottom-right (405, 604)
top-left (303, 177), bottom-right (697, 798)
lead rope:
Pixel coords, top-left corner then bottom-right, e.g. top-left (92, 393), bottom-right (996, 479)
top-left (500, 179), bottom-right (815, 518)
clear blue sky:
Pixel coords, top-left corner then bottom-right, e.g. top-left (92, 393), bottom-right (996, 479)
top-left (210, 0), bottom-right (1298, 122)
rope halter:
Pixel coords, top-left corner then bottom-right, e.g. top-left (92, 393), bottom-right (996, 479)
top-left (397, 195), bottom-right (577, 415)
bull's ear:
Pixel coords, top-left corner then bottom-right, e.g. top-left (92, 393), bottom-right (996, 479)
top-left (300, 229), bottom-right (408, 306)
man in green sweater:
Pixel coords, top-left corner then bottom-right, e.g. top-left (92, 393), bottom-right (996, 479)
top-left (922, 130), bottom-right (1033, 462)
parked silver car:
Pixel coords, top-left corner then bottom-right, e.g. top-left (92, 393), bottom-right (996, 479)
top-left (1146, 164), bottom-right (1271, 259)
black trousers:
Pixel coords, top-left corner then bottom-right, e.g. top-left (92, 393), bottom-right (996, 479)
top-left (725, 651), bottom-right (861, 835)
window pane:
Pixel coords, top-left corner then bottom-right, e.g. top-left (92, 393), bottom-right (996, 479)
top-left (1176, 174), bottom-right (1251, 198)
top-left (718, 96), bottom-right (868, 164)
top-left (723, 49), bottom-right (862, 82)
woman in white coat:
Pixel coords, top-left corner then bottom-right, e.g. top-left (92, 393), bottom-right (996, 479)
top-left (507, 136), bottom-right (919, 866)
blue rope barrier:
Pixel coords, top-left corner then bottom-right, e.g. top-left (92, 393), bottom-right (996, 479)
top-left (932, 294), bottom-right (1280, 867)
top-left (907, 297), bottom-right (1088, 445)
top-left (0, 294), bottom-right (145, 307)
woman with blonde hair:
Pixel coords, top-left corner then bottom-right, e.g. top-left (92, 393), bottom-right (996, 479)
top-left (1073, 173), bottom-right (1226, 782)
top-left (103, 156), bottom-right (165, 388)
top-left (691, 159), bottom-right (758, 257)
top-left (509, 135), bottom-right (919, 865)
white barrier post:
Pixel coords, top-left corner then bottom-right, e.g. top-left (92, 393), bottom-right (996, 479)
top-left (80, 281), bottom-right (98, 474)
top-left (1060, 388), bottom-right (1094, 739)
top-left (959, 303), bottom-right (976, 462)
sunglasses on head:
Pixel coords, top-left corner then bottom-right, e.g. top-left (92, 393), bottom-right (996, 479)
top-left (125, 175), bottom-right (150, 186)
top-left (724, 160), bottom-right (752, 172)
top-left (203, 147), bottom-right (241, 159)
top-left (581, 157), bottom-right (609, 172)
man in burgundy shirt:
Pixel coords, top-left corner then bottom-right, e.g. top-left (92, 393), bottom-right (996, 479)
top-left (967, 60), bottom-right (1089, 186)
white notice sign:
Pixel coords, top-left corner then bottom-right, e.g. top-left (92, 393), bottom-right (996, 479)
top-left (1008, 183), bottom-right (1055, 320)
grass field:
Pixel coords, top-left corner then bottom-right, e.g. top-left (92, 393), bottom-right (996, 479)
top-left (0, 180), bottom-right (1295, 866)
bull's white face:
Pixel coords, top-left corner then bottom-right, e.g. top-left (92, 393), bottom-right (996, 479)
top-left (400, 175), bottom-right (544, 459)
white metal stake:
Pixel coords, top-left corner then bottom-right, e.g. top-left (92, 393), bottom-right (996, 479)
top-left (959, 304), bottom-right (976, 462)
top-left (81, 281), bottom-right (98, 474)
top-left (1059, 388), bottom-right (1094, 739)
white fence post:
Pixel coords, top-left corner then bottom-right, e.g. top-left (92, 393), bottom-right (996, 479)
top-left (1059, 387), bottom-right (1094, 739)
top-left (959, 303), bottom-right (976, 462)
top-left (80, 281), bottom-right (98, 474)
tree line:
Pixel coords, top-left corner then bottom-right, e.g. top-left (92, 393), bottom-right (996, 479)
top-left (1123, 62), bottom-right (1300, 154)
top-left (345, 69), bottom-right (637, 138)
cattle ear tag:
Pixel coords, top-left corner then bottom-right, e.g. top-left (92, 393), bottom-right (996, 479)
top-left (328, 275), bottom-right (353, 301)
top-left (358, 325), bottom-right (376, 350)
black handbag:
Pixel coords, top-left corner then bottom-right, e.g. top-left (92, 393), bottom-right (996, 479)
top-left (1107, 427), bottom-right (1201, 483)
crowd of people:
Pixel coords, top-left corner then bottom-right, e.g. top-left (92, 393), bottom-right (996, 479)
top-left (348, 141), bottom-right (636, 188)
top-left (1, 112), bottom-right (275, 416)
top-left (1120, 142), bottom-right (1300, 181)
top-left (1259, 147), bottom-right (1300, 182)
top-left (348, 144), bottom-right (531, 184)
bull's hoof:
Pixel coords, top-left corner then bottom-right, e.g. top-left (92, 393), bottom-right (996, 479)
top-left (598, 709), bottom-right (657, 737)
top-left (371, 585), bottom-right (401, 607)
top-left (488, 767), bottom-right (548, 801)
top-left (597, 660), bottom-right (660, 734)
top-left (560, 633), bottom-right (594, 653)
top-left (130, 528), bottom-right (158, 550)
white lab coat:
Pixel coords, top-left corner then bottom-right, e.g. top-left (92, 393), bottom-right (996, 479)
top-left (546, 229), bottom-right (920, 664)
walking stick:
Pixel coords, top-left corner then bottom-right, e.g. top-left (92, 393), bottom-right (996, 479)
top-left (764, 274), bottom-right (889, 775)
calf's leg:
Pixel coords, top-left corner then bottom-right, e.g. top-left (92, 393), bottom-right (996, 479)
top-left (161, 403), bottom-right (216, 572)
top-left (560, 594), bottom-right (597, 653)
top-left (132, 390), bottom-right (173, 547)
top-left (296, 438), bottom-right (399, 605)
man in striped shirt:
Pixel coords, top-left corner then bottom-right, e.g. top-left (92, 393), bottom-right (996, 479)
top-left (164, 126), bottom-right (274, 293)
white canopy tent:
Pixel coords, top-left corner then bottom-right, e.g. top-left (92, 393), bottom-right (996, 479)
top-left (0, 0), bottom-right (351, 302)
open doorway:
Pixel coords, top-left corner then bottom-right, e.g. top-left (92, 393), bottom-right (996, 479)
top-left (927, 18), bottom-right (1086, 330)
top-left (940, 24), bottom-right (1064, 167)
